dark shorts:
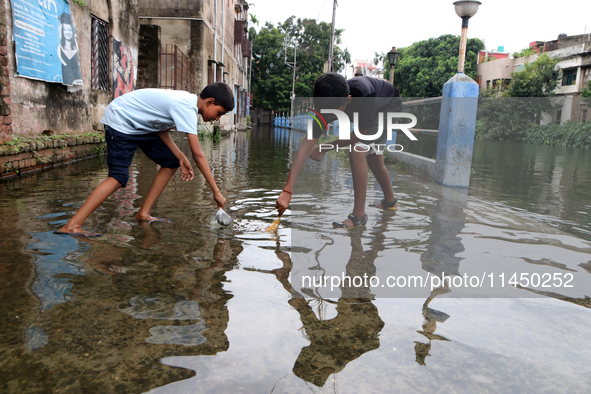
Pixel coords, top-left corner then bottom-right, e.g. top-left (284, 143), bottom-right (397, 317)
top-left (105, 125), bottom-right (180, 187)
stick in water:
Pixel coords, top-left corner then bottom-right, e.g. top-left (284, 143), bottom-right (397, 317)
top-left (267, 217), bottom-right (281, 232)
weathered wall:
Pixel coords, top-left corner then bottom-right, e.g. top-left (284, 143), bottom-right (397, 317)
top-left (6, 1), bottom-right (93, 135)
top-left (3, 0), bottom-right (141, 136)
top-left (137, 0), bottom-right (250, 128)
top-left (149, 19), bottom-right (191, 55)
top-left (138, 0), bottom-right (203, 18)
top-left (0, 134), bottom-right (105, 179)
top-left (137, 25), bottom-right (160, 89)
top-left (0, 0), bottom-right (11, 139)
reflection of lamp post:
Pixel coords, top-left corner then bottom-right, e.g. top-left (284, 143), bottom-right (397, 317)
top-left (387, 46), bottom-right (399, 85)
top-left (453, 0), bottom-right (481, 73)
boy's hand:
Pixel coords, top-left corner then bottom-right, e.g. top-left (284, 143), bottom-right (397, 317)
top-left (309, 146), bottom-right (324, 162)
top-left (276, 191), bottom-right (291, 216)
top-left (180, 158), bottom-right (194, 181)
top-left (213, 191), bottom-right (226, 209)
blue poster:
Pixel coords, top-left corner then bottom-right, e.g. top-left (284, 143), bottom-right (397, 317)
top-left (11, 0), bottom-right (83, 87)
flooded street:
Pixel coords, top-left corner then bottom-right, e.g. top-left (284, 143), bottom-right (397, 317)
top-left (1, 126), bottom-right (591, 393)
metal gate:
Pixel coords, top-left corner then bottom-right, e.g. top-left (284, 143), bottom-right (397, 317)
top-left (160, 44), bottom-right (194, 93)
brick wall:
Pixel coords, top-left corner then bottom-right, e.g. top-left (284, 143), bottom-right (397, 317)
top-left (0, 4), bottom-right (11, 140)
top-left (0, 136), bottom-right (105, 180)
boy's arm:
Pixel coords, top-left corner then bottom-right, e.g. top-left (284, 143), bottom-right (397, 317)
top-left (276, 137), bottom-right (318, 216)
top-left (187, 133), bottom-right (226, 209)
top-left (157, 131), bottom-right (194, 181)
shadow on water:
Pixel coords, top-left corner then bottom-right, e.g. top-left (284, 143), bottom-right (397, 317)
top-left (1, 126), bottom-right (591, 393)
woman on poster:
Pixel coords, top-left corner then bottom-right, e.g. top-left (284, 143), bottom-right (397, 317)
top-left (57, 12), bottom-right (83, 87)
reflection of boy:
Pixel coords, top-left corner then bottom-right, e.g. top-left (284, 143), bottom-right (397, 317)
top-left (57, 83), bottom-right (233, 237)
top-left (276, 73), bottom-right (401, 228)
top-left (57, 13), bottom-right (82, 86)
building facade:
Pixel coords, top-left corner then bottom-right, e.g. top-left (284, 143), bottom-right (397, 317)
top-left (137, 0), bottom-right (251, 130)
top-left (0, 0), bottom-right (250, 139)
top-left (477, 34), bottom-right (591, 124)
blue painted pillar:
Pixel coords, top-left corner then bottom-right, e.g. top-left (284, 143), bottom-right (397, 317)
top-left (332, 120), bottom-right (339, 136)
top-left (433, 73), bottom-right (479, 188)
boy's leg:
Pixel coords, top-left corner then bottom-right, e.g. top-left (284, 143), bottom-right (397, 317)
top-left (57, 177), bottom-right (122, 235)
top-left (135, 132), bottom-right (181, 222)
top-left (57, 126), bottom-right (135, 236)
top-left (367, 153), bottom-right (397, 209)
top-left (134, 167), bottom-right (178, 221)
top-left (343, 147), bottom-right (369, 227)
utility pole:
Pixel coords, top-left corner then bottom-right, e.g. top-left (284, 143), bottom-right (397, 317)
top-left (328, 0), bottom-right (337, 72)
top-left (285, 41), bottom-right (298, 127)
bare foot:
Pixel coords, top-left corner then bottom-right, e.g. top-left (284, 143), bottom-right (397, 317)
top-left (133, 214), bottom-right (173, 224)
top-left (55, 226), bottom-right (102, 237)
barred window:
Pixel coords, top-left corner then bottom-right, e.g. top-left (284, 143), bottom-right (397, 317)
top-left (91, 16), bottom-right (109, 91)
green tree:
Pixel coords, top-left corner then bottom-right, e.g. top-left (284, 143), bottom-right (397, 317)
top-left (581, 80), bottom-right (591, 106)
top-left (504, 53), bottom-right (559, 97)
top-left (373, 51), bottom-right (385, 67)
top-left (476, 54), bottom-right (560, 141)
top-left (391, 34), bottom-right (484, 97)
top-left (512, 47), bottom-right (535, 59)
top-left (251, 16), bottom-right (347, 110)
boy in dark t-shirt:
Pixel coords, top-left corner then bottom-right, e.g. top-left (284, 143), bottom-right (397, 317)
top-left (276, 73), bottom-right (400, 228)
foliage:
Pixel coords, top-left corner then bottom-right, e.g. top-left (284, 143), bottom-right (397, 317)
top-left (251, 16), bottom-right (348, 110)
top-left (476, 54), bottom-right (560, 142)
top-left (383, 58), bottom-right (391, 83)
top-left (523, 121), bottom-right (591, 148)
top-left (475, 98), bottom-right (550, 142)
top-left (388, 34), bottom-right (484, 97)
top-left (373, 51), bottom-right (385, 67)
top-left (504, 53), bottom-right (559, 98)
top-left (249, 13), bottom-right (259, 26)
top-left (512, 47), bottom-right (536, 59)
top-left (582, 80), bottom-right (591, 106)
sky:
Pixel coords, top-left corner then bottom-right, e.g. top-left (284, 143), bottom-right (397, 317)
top-left (248, 0), bottom-right (591, 71)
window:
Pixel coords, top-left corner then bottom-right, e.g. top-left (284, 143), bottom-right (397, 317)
top-left (562, 69), bottom-right (577, 86)
top-left (91, 16), bottom-right (109, 91)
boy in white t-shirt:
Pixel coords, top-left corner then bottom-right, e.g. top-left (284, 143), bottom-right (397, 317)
top-left (56, 82), bottom-right (233, 237)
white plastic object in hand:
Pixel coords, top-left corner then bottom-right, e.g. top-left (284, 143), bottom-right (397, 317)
top-left (214, 208), bottom-right (232, 226)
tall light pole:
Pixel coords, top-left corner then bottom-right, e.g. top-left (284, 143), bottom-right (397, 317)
top-left (285, 41), bottom-right (298, 127)
top-left (328, 0), bottom-right (338, 72)
top-left (387, 46), bottom-right (399, 85)
top-left (453, 0), bottom-right (481, 73)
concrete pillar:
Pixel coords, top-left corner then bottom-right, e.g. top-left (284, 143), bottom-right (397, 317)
top-left (433, 73), bottom-right (479, 188)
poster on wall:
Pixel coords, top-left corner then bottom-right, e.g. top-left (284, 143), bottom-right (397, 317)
top-left (10, 0), bottom-right (83, 88)
top-left (112, 39), bottom-right (136, 99)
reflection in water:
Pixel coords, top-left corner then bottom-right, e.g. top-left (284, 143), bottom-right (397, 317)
top-left (414, 188), bottom-right (466, 365)
top-left (119, 238), bottom-right (237, 349)
top-left (271, 226), bottom-right (388, 387)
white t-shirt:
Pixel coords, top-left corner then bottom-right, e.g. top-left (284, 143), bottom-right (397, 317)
top-left (100, 89), bottom-right (200, 135)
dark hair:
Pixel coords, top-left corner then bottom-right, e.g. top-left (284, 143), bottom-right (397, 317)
top-left (313, 73), bottom-right (349, 108)
top-left (60, 23), bottom-right (77, 50)
top-left (200, 82), bottom-right (235, 111)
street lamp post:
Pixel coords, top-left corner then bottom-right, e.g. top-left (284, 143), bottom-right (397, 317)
top-left (387, 46), bottom-right (399, 85)
top-left (453, 0), bottom-right (481, 73)
top-left (284, 41), bottom-right (298, 127)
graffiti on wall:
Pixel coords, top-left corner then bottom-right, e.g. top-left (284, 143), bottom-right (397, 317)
top-left (10, 0), bottom-right (83, 88)
top-left (112, 39), bottom-right (136, 98)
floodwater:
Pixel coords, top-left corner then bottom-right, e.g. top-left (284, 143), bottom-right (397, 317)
top-left (1, 126), bottom-right (590, 393)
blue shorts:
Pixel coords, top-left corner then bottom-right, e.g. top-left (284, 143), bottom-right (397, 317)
top-left (105, 125), bottom-right (180, 187)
